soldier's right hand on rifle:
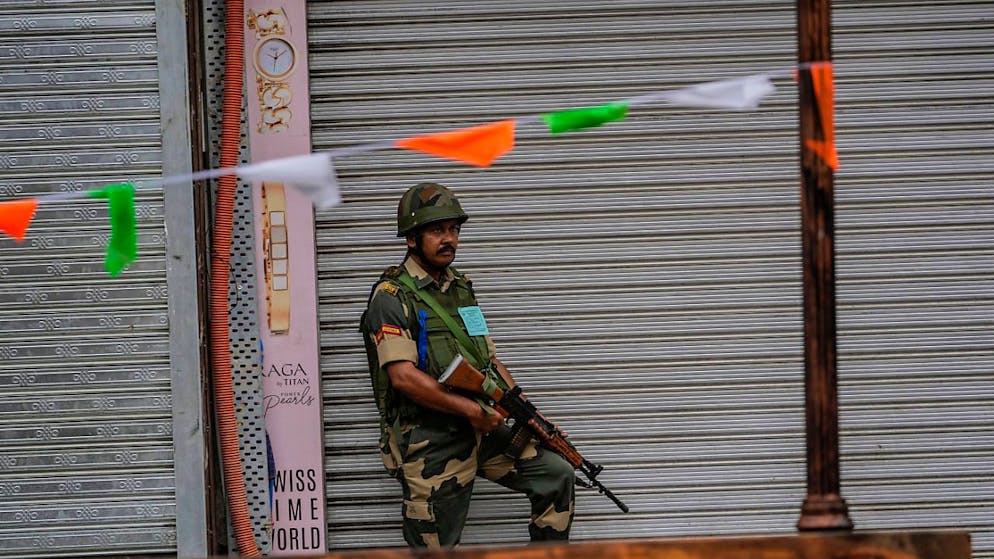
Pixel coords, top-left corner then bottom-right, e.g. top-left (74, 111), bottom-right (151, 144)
top-left (468, 402), bottom-right (504, 433)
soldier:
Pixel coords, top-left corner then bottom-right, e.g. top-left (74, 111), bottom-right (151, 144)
top-left (360, 182), bottom-right (575, 548)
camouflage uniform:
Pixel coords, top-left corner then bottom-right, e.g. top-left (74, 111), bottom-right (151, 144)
top-left (361, 257), bottom-right (575, 547)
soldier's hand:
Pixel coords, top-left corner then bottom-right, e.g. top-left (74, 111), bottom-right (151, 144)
top-left (469, 405), bottom-right (504, 433)
top-left (535, 408), bottom-right (568, 438)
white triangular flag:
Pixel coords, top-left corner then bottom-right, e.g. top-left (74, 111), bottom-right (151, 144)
top-left (663, 74), bottom-right (776, 110)
top-left (238, 153), bottom-right (342, 210)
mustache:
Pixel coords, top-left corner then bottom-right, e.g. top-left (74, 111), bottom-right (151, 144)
top-left (436, 244), bottom-right (456, 254)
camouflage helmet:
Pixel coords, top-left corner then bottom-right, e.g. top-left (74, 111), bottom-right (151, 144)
top-left (396, 182), bottom-right (468, 237)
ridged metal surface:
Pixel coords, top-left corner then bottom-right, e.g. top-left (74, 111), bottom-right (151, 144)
top-left (224, 170), bottom-right (271, 552)
top-left (307, 0), bottom-right (993, 554)
top-left (0, 0), bottom-right (176, 556)
top-left (830, 4), bottom-right (994, 556)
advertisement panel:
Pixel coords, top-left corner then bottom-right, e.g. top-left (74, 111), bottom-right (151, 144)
top-left (243, 3), bottom-right (326, 554)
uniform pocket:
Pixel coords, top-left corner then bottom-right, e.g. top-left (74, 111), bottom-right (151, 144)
top-left (425, 328), bottom-right (460, 378)
top-left (403, 500), bottom-right (435, 522)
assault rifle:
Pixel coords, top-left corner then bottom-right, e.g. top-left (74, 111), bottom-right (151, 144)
top-left (439, 354), bottom-right (629, 513)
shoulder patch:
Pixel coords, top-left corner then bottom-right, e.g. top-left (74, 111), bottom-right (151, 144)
top-left (375, 324), bottom-right (404, 344)
top-left (379, 282), bottom-right (399, 296)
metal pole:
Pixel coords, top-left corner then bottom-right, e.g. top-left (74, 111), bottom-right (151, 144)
top-left (795, 0), bottom-right (853, 531)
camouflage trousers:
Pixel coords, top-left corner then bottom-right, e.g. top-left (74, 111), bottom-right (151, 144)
top-left (381, 416), bottom-right (575, 548)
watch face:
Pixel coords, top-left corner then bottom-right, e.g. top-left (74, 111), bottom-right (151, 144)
top-left (254, 37), bottom-right (296, 80)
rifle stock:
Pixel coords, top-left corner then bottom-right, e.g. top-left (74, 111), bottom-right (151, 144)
top-left (438, 354), bottom-right (629, 513)
top-left (439, 354), bottom-right (506, 401)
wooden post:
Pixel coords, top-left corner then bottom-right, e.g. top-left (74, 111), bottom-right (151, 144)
top-left (796, 0), bottom-right (854, 531)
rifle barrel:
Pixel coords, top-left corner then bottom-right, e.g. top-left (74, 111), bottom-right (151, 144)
top-left (593, 479), bottom-right (630, 513)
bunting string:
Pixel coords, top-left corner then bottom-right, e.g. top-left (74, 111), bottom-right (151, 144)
top-left (1, 63), bottom-right (838, 274)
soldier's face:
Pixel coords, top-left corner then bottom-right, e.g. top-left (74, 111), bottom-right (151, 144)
top-left (408, 219), bottom-right (461, 270)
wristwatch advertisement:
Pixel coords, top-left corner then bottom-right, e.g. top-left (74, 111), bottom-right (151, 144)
top-left (244, 1), bottom-right (327, 554)
top-left (262, 182), bottom-right (290, 334)
top-left (248, 7), bottom-right (296, 133)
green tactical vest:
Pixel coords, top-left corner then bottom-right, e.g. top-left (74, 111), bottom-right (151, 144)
top-left (360, 264), bottom-right (503, 429)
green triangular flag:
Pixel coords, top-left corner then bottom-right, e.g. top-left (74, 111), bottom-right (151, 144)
top-left (541, 102), bottom-right (629, 135)
top-left (88, 183), bottom-right (137, 276)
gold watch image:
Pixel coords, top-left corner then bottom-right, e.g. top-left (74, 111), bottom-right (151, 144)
top-left (262, 182), bottom-right (290, 334)
top-left (253, 36), bottom-right (296, 81)
top-left (247, 7), bottom-right (296, 133)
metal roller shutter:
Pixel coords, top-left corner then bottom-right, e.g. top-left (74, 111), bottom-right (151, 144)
top-left (0, 0), bottom-right (183, 556)
top-left (308, 1), bottom-right (993, 555)
top-left (831, 1), bottom-right (994, 556)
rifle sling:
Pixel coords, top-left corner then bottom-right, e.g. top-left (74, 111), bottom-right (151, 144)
top-left (396, 272), bottom-right (488, 370)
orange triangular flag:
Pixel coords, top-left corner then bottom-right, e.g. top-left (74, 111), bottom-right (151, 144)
top-left (0, 198), bottom-right (39, 241)
top-left (805, 139), bottom-right (839, 171)
top-left (395, 119), bottom-right (515, 167)
top-left (804, 61), bottom-right (839, 170)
